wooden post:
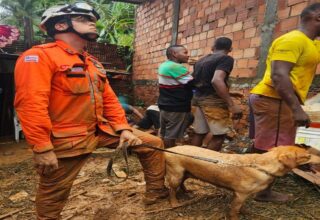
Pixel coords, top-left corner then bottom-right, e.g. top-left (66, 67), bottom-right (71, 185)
top-left (23, 16), bottom-right (33, 50)
top-left (256, 0), bottom-right (278, 79)
top-left (171, 0), bottom-right (180, 45)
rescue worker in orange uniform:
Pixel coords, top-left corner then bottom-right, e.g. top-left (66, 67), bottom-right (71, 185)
top-left (14, 3), bottom-right (168, 219)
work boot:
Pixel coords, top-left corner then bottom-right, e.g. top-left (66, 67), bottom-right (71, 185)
top-left (143, 188), bottom-right (169, 205)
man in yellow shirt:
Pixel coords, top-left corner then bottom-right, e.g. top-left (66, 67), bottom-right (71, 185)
top-left (250, 3), bottom-right (320, 202)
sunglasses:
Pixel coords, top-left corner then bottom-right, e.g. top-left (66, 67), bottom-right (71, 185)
top-left (71, 15), bottom-right (96, 23)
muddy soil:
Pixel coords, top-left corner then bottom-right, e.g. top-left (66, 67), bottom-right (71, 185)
top-left (1, 140), bottom-right (320, 220)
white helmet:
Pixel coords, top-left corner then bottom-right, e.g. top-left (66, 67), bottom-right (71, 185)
top-left (40, 2), bottom-right (100, 31)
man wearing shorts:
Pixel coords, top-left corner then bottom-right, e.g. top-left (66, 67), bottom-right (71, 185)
top-left (158, 45), bottom-right (194, 148)
top-left (191, 37), bottom-right (242, 151)
top-left (250, 3), bottom-right (320, 202)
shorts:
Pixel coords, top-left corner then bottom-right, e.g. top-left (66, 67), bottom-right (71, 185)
top-left (160, 110), bottom-right (193, 139)
top-left (192, 106), bottom-right (232, 135)
top-left (249, 94), bottom-right (296, 151)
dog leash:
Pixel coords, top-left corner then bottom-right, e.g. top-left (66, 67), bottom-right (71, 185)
top-left (141, 143), bottom-right (279, 177)
top-left (106, 142), bottom-right (130, 183)
top-left (106, 142), bottom-right (220, 182)
top-left (106, 142), bottom-right (278, 182)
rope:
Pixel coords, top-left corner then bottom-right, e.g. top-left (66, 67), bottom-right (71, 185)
top-left (106, 143), bottom-right (278, 183)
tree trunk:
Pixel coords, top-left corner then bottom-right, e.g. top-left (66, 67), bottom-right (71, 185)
top-left (23, 16), bottom-right (33, 50)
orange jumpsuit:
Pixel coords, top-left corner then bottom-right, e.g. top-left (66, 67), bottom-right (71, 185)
top-left (14, 40), bottom-right (165, 219)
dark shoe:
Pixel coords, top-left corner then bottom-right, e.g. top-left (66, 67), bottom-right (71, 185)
top-left (254, 191), bottom-right (294, 203)
top-left (143, 188), bottom-right (169, 205)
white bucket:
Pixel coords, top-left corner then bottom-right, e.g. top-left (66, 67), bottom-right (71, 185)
top-left (296, 127), bottom-right (320, 151)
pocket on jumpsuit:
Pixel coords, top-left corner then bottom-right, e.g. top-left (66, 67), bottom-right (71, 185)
top-left (60, 64), bottom-right (91, 94)
top-left (51, 126), bottom-right (89, 151)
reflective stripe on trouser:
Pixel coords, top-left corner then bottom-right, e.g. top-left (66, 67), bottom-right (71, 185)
top-left (36, 154), bottom-right (89, 220)
top-left (98, 127), bottom-right (165, 191)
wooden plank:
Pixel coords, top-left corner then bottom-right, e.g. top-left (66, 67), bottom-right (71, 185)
top-left (293, 168), bottom-right (320, 185)
top-left (0, 208), bottom-right (25, 219)
top-left (106, 69), bottom-right (130, 75)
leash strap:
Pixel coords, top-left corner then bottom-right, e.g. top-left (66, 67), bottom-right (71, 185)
top-left (106, 143), bottom-right (219, 183)
top-left (143, 144), bottom-right (277, 177)
top-left (106, 142), bottom-right (130, 183)
top-left (140, 143), bottom-right (220, 163)
top-left (106, 143), bottom-right (277, 182)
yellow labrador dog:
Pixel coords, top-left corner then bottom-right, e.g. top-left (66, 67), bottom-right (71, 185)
top-left (165, 145), bottom-right (320, 220)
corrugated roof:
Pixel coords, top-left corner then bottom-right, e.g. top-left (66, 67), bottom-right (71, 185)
top-left (112, 0), bottom-right (148, 4)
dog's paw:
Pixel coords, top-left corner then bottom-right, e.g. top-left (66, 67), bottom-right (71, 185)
top-left (170, 201), bottom-right (181, 208)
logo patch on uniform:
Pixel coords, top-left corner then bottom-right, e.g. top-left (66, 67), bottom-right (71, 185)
top-left (71, 67), bottom-right (84, 72)
top-left (24, 55), bottom-right (39, 63)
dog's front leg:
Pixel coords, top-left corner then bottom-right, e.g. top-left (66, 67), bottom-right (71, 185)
top-left (166, 167), bottom-right (184, 207)
top-left (229, 192), bottom-right (249, 220)
top-left (169, 187), bottom-right (180, 207)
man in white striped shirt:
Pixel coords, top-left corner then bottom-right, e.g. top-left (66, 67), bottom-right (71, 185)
top-left (158, 45), bottom-right (194, 147)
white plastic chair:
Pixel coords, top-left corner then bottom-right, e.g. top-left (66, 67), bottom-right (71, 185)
top-left (13, 111), bottom-right (23, 142)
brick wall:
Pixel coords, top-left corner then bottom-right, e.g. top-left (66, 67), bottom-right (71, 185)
top-left (177, 0), bottom-right (264, 78)
top-left (87, 42), bottom-right (127, 70)
top-left (3, 40), bottom-right (127, 70)
top-left (133, 0), bottom-right (173, 82)
top-left (133, 0), bottom-right (319, 99)
top-left (133, 0), bottom-right (173, 105)
top-left (108, 75), bottom-right (134, 103)
top-left (133, 0), bottom-right (319, 132)
top-left (132, 0), bottom-right (265, 107)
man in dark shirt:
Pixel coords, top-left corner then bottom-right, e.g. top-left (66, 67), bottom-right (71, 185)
top-left (191, 37), bottom-right (242, 151)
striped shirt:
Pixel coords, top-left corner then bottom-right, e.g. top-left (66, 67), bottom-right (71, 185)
top-left (158, 60), bottom-right (194, 112)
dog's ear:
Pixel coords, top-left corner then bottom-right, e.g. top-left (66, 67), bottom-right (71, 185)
top-left (278, 153), bottom-right (297, 169)
top-left (296, 152), bottom-right (311, 164)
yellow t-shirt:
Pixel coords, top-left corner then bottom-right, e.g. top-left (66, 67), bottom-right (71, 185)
top-left (251, 30), bottom-right (320, 103)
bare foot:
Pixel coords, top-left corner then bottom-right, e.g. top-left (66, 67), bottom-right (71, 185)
top-left (254, 191), bottom-right (293, 202)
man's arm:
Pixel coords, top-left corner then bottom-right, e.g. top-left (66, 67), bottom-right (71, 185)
top-left (130, 106), bottom-right (144, 119)
top-left (14, 48), bottom-right (58, 174)
top-left (14, 49), bottom-right (54, 152)
top-left (271, 60), bottom-right (310, 127)
top-left (170, 64), bottom-right (194, 85)
top-left (211, 70), bottom-right (242, 119)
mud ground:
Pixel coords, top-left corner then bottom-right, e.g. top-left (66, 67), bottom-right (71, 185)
top-left (1, 139), bottom-right (320, 220)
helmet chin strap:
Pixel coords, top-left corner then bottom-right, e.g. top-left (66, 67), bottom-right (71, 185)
top-left (55, 19), bottom-right (99, 42)
top-left (71, 28), bottom-right (99, 42)
top-left (76, 31), bottom-right (99, 42)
